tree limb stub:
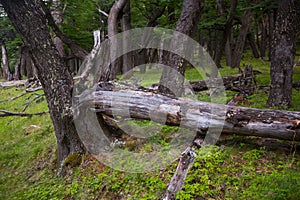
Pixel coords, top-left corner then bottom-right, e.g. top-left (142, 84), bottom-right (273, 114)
top-left (78, 88), bottom-right (300, 141)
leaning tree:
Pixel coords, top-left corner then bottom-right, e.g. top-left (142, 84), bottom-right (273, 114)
top-left (0, 0), bottom-right (85, 168)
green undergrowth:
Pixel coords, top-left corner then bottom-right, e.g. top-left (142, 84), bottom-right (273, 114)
top-left (1, 54), bottom-right (300, 199)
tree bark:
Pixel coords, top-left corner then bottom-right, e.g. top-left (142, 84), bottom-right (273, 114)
top-left (1, 44), bottom-right (12, 80)
top-left (268, 10), bottom-right (275, 61)
top-left (219, 0), bottom-right (238, 67)
top-left (107, 0), bottom-right (128, 80)
top-left (0, 0), bottom-right (85, 168)
top-left (267, 0), bottom-right (298, 108)
top-left (231, 10), bottom-right (252, 68)
top-left (51, 0), bottom-right (64, 58)
top-left (80, 88), bottom-right (300, 141)
top-left (158, 0), bottom-right (204, 96)
top-left (13, 46), bottom-right (22, 80)
top-left (121, 0), bottom-right (132, 76)
top-left (247, 32), bottom-right (259, 58)
top-left (260, 14), bottom-right (267, 59)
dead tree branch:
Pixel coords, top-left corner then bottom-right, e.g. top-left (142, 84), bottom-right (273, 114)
top-left (0, 110), bottom-right (48, 117)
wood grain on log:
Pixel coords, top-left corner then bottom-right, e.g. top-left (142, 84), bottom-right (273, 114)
top-left (77, 88), bottom-right (300, 141)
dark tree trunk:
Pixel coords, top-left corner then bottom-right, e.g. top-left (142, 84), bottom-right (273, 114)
top-left (214, 30), bottom-right (223, 68)
top-left (19, 46), bottom-right (37, 79)
top-left (13, 46), bottom-right (22, 80)
top-left (1, 44), bottom-right (13, 81)
top-left (219, 0), bottom-right (238, 67)
top-left (268, 10), bottom-right (275, 61)
top-left (231, 10), bottom-right (252, 68)
top-left (0, 64), bottom-right (3, 78)
top-left (158, 0), bottom-right (204, 96)
top-left (0, 0), bottom-right (85, 167)
top-left (213, 0), bottom-right (225, 68)
top-left (121, 0), bottom-right (132, 76)
top-left (247, 32), bottom-right (259, 58)
top-left (267, 0), bottom-right (298, 108)
top-left (134, 6), bottom-right (165, 74)
top-left (260, 14), bottom-right (267, 59)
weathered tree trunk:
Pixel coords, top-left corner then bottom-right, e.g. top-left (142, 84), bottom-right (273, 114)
top-left (1, 0), bottom-right (85, 168)
top-left (267, 0), bottom-right (298, 108)
top-left (107, 0), bottom-right (128, 80)
top-left (121, 0), bottom-right (132, 76)
top-left (1, 44), bottom-right (13, 81)
top-left (13, 46), bottom-right (22, 80)
top-left (231, 10), bottom-right (252, 68)
top-left (159, 0), bottom-right (204, 96)
top-left (81, 88), bottom-right (300, 141)
top-left (51, 0), bottom-right (64, 58)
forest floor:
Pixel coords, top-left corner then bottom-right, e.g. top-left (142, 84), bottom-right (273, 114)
top-left (0, 54), bottom-right (300, 199)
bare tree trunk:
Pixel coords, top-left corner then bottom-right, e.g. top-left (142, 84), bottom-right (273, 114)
top-left (13, 46), bottom-right (22, 80)
top-left (231, 10), bottom-right (252, 68)
top-left (267, 0), bottom-right (298, 108)
top-left (0, 65), bottom-right (3, 78)
top-left (219, 0), bottom-right (238, 67)
top-left (260, 14), bottom-right (267, 59)
top-left (1, 44), bottom-right (12, 81)
top-left (247, 32), bottom-right (259, 58)
top-left (121, 0), bottom-right (132, 76)
top-left (213, 0), bottom-right (225, 68)
top-left (268, 10), bottom-right (275, 61)
top-left (51, 0), bottom-right (64, 58)
top-left (159, 0), bottom-right (204, 96)
top-left (107, 0), bottom-right (128, 80)
top-left (1, 0), bottom-right (85, 170)
top-left (225, 35), bottom-right (232, 66)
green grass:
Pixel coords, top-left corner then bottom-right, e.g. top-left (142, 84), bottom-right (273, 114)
top-left (0, 53), bottom-right (300, 199)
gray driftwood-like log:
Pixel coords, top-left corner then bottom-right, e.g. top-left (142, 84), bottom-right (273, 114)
top-left (77, 87), bottom-right (300, 141)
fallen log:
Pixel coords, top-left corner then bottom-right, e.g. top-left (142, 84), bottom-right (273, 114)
top-left (77, 88), bottom-right (300, 141)
top-left (189, 74), bottom-right (242, 91)
top-left (0, 110), bottom-right (48, 117)
top-left (0, 80), bottom-right (27, 88)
